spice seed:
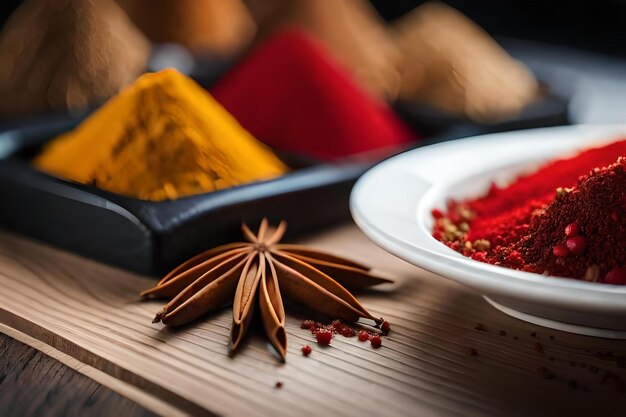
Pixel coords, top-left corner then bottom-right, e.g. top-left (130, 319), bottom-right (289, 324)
top-left (370, 335), bottom-right (382, 348)
top-left (315, 330), bottom-right (333, 346)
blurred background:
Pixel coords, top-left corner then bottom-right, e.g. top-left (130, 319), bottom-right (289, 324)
top-left (1, 0), bottom-right (625, 139)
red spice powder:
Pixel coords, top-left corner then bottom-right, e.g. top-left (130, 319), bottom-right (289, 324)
top-left (211, 28), bottom-right (415, 160)
top-left (433, 140), bottom-right (626, 283)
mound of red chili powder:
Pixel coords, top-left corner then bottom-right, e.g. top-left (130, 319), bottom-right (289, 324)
top-left (211, 28), bottom-right (415, 160)
top-left (432, 140), bottom-right (626, 284)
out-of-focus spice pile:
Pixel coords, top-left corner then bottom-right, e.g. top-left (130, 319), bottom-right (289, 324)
top-left (433, 140), bottom-right (626, 283)
top-left (393, 2), bottom-right (539, 122)
top-left (0, 0), bottom-right (149, 119)
top-left (246, 0), bottom-right (402, 101)
top-left (34, 69), bottom-right (287, 201)
top-left (0, 0), bottom-right (544, 154)
top-left (116, 0), bottom-right (255, 58)
top-left (211, 28), bottom-right (414, 160)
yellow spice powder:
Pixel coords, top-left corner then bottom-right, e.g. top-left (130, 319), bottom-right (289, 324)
top-left (34, 69), bottom-right (287, 201)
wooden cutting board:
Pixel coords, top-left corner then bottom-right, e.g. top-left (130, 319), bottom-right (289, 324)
top-left (1, 226), bottom-right (625, 416)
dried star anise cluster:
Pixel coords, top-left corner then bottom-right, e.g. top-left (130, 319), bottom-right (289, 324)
top-left (142, 219), bottom-right (391, 360)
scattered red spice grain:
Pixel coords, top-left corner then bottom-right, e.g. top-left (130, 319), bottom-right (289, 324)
top-left (303, 318), bottom-right (388, 348)
top-left (475, 323), bottom-right (487, 332)
top-left (370, 335), bottom-right (382, 348)
top-left (275, 382), bottom-right (283, 389)
top-left (432, 140), bottom-right (626, 283)
top-left (380, 320), bottom-right (391, 334)
top-left (301, 345), bottom-right (312, 356)
top-left (315, 330), bottom-right (333, 346)
top-left (300, 320), bottom-right (316, 330)
top-left (339, 325), bottom-right (356, 338)
top-left (358, 331), bottom-right (370, 342)
top-left (467, 347), bottom-right (478, 356)
top-left (534, 342), bottom-right (544, 353)
top-left (531, 332), bottom-right (537, 338)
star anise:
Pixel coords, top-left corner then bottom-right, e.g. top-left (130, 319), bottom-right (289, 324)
top-left (142, 219), bottom-right (391, 360)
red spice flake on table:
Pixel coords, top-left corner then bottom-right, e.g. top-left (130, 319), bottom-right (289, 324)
top-left (534, 342), bottom-right (544, 353)
top-left (275, 381), bottom-right (283, 389)
top-left (358, 330), bottom-right (371, 342)
top-left (432, 140), bottom-right (626, 283)
top-left (301, 345), bottom-right (312, 356)
top-left (370, 335), bottom-right (382, 348)
top-left (315, 330), bottom-right (333, 346)
top-left (300, 320), bottom-right (317, 330)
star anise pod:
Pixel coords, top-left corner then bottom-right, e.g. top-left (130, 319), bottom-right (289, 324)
top-left (142, 219), bottom-right (392, 360)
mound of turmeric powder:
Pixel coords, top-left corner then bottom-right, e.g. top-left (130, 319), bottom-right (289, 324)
top-left (34, 69), bottom-right (287, 201)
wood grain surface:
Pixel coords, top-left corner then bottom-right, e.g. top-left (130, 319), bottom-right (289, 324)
top-left (0, 332), bottom-right (155, 417)
top-left (0, 226), bottom-right (625, 417)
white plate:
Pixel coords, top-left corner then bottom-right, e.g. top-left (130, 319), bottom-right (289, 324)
top-left (351, 125), bottom-right (626, 339)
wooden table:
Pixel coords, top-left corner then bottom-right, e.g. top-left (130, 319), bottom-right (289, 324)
top-left (0, 225), bottom-right (625, 416)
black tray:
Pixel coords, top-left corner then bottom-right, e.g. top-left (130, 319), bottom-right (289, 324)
top-left (0, 118), bottom-right (381, 276)
top-left (394, 84), bottom-right (570, 139)
top-left (0, 80), bottom-right (571, 277)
